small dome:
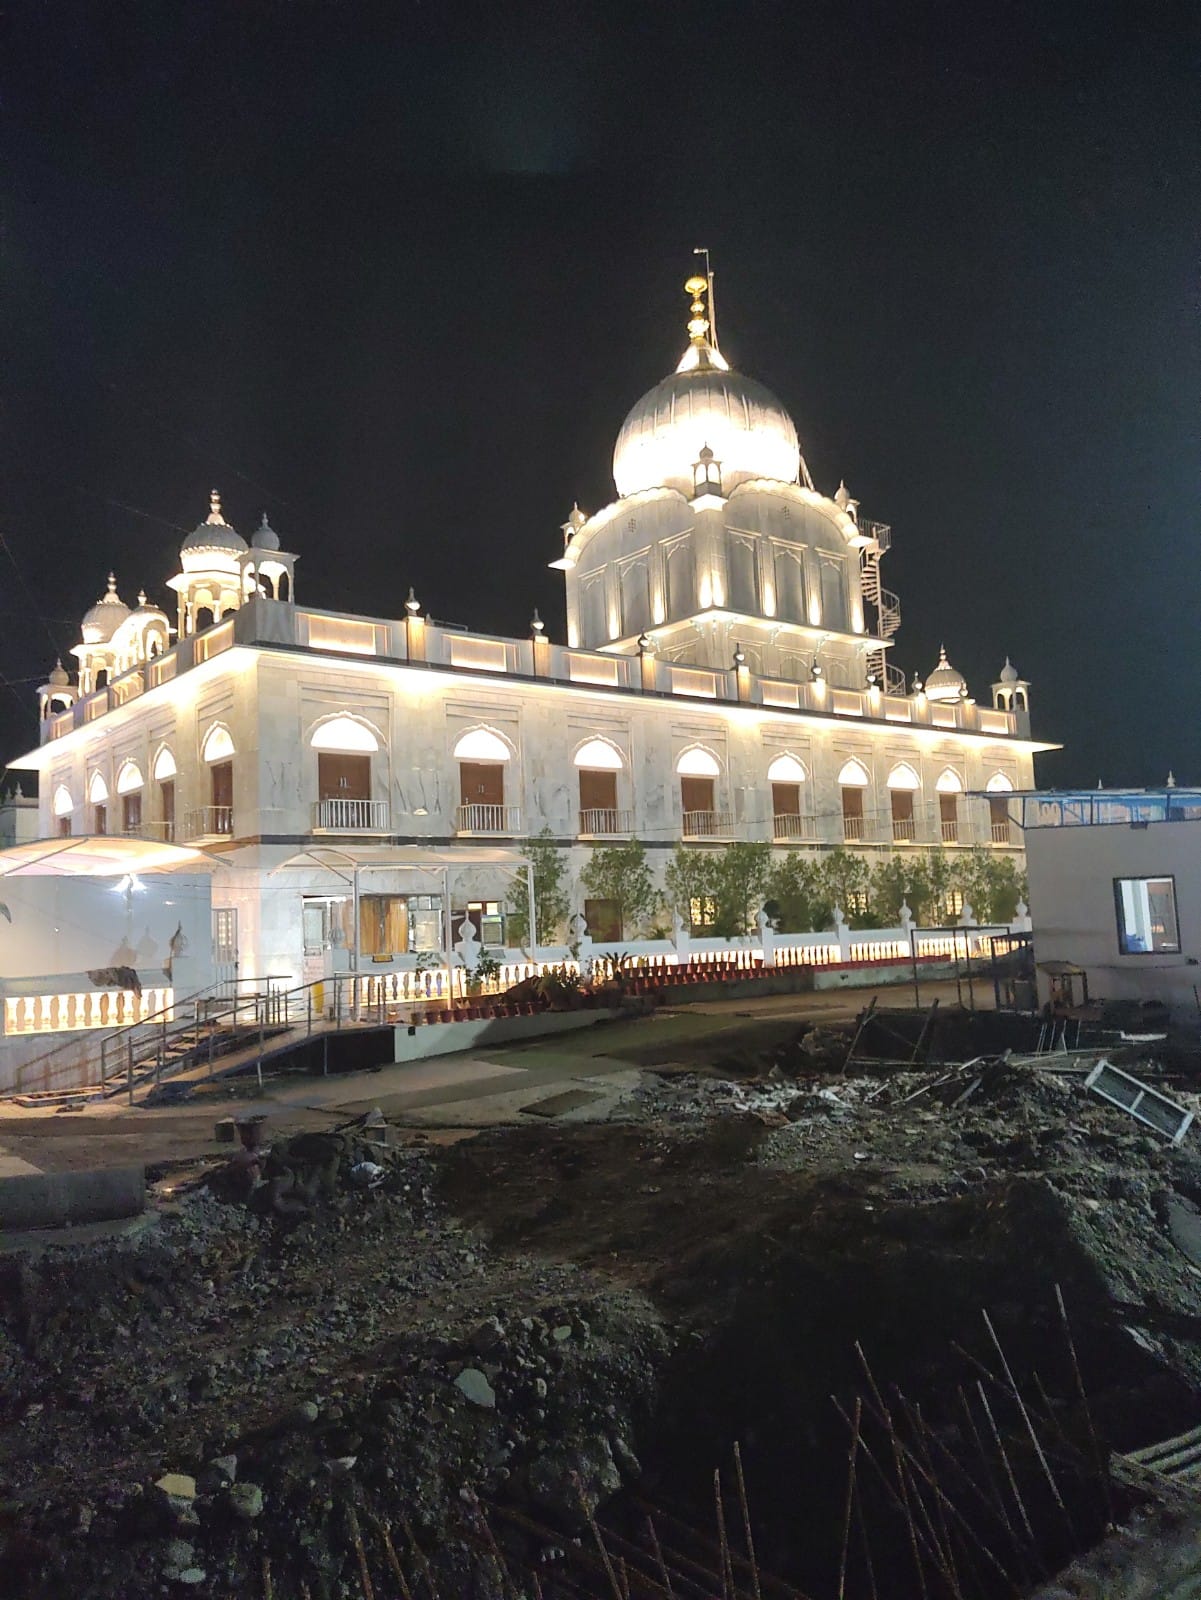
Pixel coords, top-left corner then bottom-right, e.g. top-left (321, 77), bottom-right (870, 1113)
top-left (252, 513), bottom-right (280, 552)
top-left (130, 589), bottom-right (169, 620)
top-left (48, 658), bottom-right (70, 688)
top-left (81, 574), bottom-right (131, 642)
top-left (998, 656), bottom-right (1019, 684)
top-left (925, 645), bottom-right (968, 702)
top-left (180, 489), bottom-right (247, 556)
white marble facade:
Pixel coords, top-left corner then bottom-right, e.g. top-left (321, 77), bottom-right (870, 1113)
top-left (12, 270), bottom-right (1052, 987)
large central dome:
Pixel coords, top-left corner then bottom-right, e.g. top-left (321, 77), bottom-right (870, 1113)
top-left (612, 275), bottom-right (801, 499)
top-left (613, 358), bottom-right (801, 498)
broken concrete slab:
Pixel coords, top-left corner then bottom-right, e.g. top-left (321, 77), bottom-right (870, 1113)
top-left (0, 1164), bottom-right (145, 1231)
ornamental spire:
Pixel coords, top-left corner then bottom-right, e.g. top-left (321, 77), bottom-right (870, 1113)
top-left (676, 253), bottom-right (729, 374)
top-left (207, 488), bottom-right (224, 525)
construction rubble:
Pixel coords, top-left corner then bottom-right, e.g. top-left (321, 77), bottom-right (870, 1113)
top-left (6, 1022), bottom-right (1201, 1596)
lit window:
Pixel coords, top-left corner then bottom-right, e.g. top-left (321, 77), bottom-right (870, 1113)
top-left (574, 738), bottom-right (624, 770)
top-left (767, 754), bottom-right (807, 783)
top-left (676, 747), bottom-right (720, 777)
top-left (453, 728), bottom-right (511, 762)
top-left (88, 771), bottom-right (109, 804)
top-left (1114, 877), bottom-right (1180, 955)
top-left (116, 760), bottom-right (144, 794)
top-left (52, 785), bottom-right (74, 817)
top-left (202, 724), bottom-right (236, 763)
top-left (837, 758), bottom-right (869, 787)
top-left (311, 715), bottom-right (381, 753)
top-left (153, 747), bottom-right (177, 781)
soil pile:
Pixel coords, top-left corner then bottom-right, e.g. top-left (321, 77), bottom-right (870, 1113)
top-left (4, 1057), bottom-right (1201, 1595)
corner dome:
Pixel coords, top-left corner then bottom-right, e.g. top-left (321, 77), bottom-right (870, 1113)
top-left (81, 574), bottom-right (131, 643)
top-left (251, 513), bottom-right (280, 552)
top-left (181, 489), bottom-right (247, 556)
top-left (613, 364), bottom-right (800, 499)
top-left (925, 645), bottom-right (968, 703)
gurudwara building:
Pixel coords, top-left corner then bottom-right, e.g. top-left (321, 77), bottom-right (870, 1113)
top-left (7, 269), bottom-right (1052, 1021)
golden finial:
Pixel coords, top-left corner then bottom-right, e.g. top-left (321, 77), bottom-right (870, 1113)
top-left (684, 274), bottom-right (710, 345)
top-left (208, 488), bottom-right (223, 524)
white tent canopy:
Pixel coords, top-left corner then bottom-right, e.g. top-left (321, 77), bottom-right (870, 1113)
top-left (0, 835), bottom-right (223, 878)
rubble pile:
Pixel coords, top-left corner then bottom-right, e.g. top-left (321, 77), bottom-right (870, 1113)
top-left (7, 1054), bottom-right (1201, 1594)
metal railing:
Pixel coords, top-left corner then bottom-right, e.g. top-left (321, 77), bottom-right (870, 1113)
top-left (773, 812), bottom-right (817, 842)
top-left (940, 819), bottom-right (960, 843)
top-left (312, 797), bottom-right (390, 831)
top-left (183, 805), bottom-right (233, 840)
top-left (455, 803), bottom-right (522, 834)
top-left (843, 814), bottom-right (865, 842)
top-left (892, 817), bottom-right (917, 842)
top-left (991, 821), bottom-right (1013, 844)
top-left (682, 810), bottom-right (733, 839)
top-left (578, 807), bottom-right (633, 836)
top-left (123, 819), bottom-right (176, 841)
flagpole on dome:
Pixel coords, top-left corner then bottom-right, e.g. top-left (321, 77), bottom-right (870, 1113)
top-left (693, 245), bottom-right (717, 353)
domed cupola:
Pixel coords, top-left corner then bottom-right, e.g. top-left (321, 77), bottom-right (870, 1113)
top-left (611, 276), bottom-right (807, 499)
top-left (180, 489), bottom-right (247, 556)
top-left (81, 574), bottom-right (131, 642)
top-left (924, 645), bottom-right (968, 703)
top-left (251, 512), bottom-right (280, 552)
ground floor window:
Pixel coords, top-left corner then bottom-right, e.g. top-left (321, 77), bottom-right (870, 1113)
top-left (360, 895), bottom-right (408, 957)
top-left (463, 900), bottom-right (505, 947)
top-left (584, 897), bottom-right (622, 942)
top-left (689, 894), bottom-right (717, 934)
top-left (1114, 876), bottom-right (1179, 954)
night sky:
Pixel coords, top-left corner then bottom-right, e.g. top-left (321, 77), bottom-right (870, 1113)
top-left (5, 2), bottom-right (1199, 788)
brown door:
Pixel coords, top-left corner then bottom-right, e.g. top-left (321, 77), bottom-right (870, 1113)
top-left (460, 762), bottom-right (505, 806)
top-left (841, 786), bottom-right (864, 839)
top-left (211, 761), bottom-right (233, 810)
top-left (772, 781), bottom-right (800, 817)
top-left (579, 769), bottom-right (617, 815)
top-left (160, 780), bottom-right (175, 840)
top-left (989, 796), bottom-right (1011, 843)
top-left (122, 792), bottom-right (142, 833)
top-left (318, 752), bottom-right (371, 801)
top-left (93, 804), bottom-right (107, 835)
top-left (891, 790), bottom-right (915, 839)
top-left (939, 793), bottom-right (958, 841)
top-left (681, 775), bottom-right (714, 814)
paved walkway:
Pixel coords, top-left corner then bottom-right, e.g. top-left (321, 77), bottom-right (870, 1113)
top-left (0, 980), bottom-right (981, 1175)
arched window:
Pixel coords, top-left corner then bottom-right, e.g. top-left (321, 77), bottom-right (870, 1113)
top-left (194, 606), bottom-right (216, 632)
top-left (619, 561), bottom-right (650, 638)
top-left (677, 747), bottom-right (721, 837)
top-left (453, 728), bottom-right (511, 763)
top-left (774, 549), bottom-right (805, 625)
top-left (278, 572), bottom-right (291, 602)
top-left (768, 754), bottom-right (808, 837)
top-left (665, 541), bottom-right (696, 618)
top-left (887, 763), bottom-right (920, 842)
top-left (95, 667), bottom-right (109, 690)
top-left (116, 760), bottom-right (144, 834)
top-left (88, 770), bottom-right (109, 836)
top-left (886, 763), bottom-right (920, 790)
top-left (454, 728), bottom-right (512, 831)
top-left (936, 768), bottom-right (963, 842)
top-left (838, 757), bottom-right (869, 842)
top-left (726, 532), bottom-right (759, 613)
top-left (202, 724), bottom-right (236, 763)
top-left (311, 715), bottom-right (381, 753)
top-left (153, 747), bottom-right (177, 841)
top-left (575, 739), bottom-right (625, 834)
top-left (767, 753), bottom-right (807, 783)
top-left (52, 785), bottom-right (73, 816)
top-left (986, 772), bottom-right (1015, 845)
top-left (819, 557), bottom-right (845, 630)
top-left (676, 747), bottom-right (721, 777)
top-left (574, 739), bottom-right (624, 770)
top-left (202, 725), bottom-right (235, 833)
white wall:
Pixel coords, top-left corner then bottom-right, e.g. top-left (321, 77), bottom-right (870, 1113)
top-left (1026, 819), bottom-right (1201, 1005)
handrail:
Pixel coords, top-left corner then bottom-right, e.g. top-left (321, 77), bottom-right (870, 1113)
top-left (11, 974), bottom-right (294, 1096)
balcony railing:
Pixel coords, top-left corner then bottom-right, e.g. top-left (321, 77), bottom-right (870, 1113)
top-left (773, 812), bottom-right (817, 842)
top-left (991, 821), bottom-right (1013, 845)
top-left (123, 820), bottom-right (176, 843)
top-left (843, 815), bottom-right (865, 842)
top-left (312, 798), bottom-right (390, 832)
top-left (455, 803), bottom-right (522, 835)
top-left (183, 805), bottom-right (234, 841)
top-left (682, 809), bottom-right (734, 839)
top-left (892, 817), bottom-right (917, 843)
top-left (940, 819), bottom-right (960, 843)
top-left (578, 807), bottom-right (633, 837)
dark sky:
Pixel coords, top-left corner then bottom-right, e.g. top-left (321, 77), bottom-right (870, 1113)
top-left (5, 1), bottom-right (1200, 788)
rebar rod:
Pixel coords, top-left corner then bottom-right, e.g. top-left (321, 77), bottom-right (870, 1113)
top-left (733, 1443), bottom-right (763, 1600)
top-left (1055, 1281), bottom-right (1114, 1527)
top-left (981, 1308), bottom-right (1074, 1536)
